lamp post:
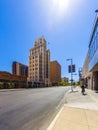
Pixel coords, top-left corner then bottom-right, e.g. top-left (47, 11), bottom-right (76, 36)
top-left (67, 58), bottom-right (73, 91)
top-left (72, 73), bottom-right (77, 86)
top-left (78, 67), bottom-right (82, 80)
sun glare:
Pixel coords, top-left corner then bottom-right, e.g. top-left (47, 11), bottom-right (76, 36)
top-left (41, 0), bottom-right (70, 29)
top-left (52, 0), bottom-right (69, 14)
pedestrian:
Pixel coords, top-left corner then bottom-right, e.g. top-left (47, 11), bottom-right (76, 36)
top-left (81, 78), bottom-right (86, 95)
top-left (81, 84), bottom-right (85, 95)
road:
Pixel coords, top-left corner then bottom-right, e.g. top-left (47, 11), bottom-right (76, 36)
top-left (0, 87), bottom-right (69, 130)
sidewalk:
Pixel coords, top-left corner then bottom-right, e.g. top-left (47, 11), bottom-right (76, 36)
top-left (48, 87), bottom-right (98, 130)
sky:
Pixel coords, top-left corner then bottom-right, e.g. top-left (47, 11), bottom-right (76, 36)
top-left (0, 0), bottom-right (98, 81)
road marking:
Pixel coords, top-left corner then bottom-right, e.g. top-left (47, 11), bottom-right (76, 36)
top-left (47, 106), bottom-right (64, 130)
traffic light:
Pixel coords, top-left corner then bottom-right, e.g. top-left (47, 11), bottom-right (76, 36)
top-left (68, 64), bottom-right (75, 73)
top-left (72, 64), bottom-right (75, 72)
top-left (68, 65), bottom-right (71, 73)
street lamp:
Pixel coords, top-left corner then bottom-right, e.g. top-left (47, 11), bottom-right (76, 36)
top-left (66, 58), bottom-right (73, 91)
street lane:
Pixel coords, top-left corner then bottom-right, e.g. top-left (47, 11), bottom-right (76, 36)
top-left (0, 87), bottom-right (69, 130)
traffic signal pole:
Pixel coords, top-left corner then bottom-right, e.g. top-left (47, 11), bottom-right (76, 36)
top-left (71, 59), bottom-right (73, 91)
top-left (67, 58), bottom-right (73, 91)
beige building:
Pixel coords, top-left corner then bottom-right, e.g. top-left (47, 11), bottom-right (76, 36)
top-left (50, 61), bottom-right (61, 86)
top-left (61, 77), bottom-right (69, 83)
top-left (28, 36), bottom-right (50, 87)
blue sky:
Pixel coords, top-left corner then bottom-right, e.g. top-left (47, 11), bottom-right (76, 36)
top-left (0, 0), bottom-right (98, 81)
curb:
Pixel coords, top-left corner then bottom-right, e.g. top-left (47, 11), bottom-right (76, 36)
top-left (0, 88), bottom-right (26, 92)
top-left (47, 106), bottom-right (64, 130)
top-left (47, 87), bottom-right (71, 130)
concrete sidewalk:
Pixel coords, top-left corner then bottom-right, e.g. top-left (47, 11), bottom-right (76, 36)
top-left (48, 87), bottom-right (98, 130)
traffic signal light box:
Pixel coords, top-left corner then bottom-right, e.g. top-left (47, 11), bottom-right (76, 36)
top-left (68, 64), bottom-right (75, 73)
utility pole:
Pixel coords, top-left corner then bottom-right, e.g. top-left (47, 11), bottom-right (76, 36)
top-left (67, 58), bottom-right (73, 91)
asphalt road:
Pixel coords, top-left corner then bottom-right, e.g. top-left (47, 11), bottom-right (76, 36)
top-left (0, 87), bottom-right (69, 130)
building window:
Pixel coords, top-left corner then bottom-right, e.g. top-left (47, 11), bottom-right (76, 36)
top-left (89, 21), bottom-right (98, 61)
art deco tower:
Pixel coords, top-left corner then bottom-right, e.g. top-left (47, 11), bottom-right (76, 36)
top-left (28, 36), bottom-right (50, 87)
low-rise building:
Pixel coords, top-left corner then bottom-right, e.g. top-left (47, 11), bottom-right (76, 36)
top-left (61, 77), bottom-right (69, 83)
top-left (0, 71), bottom-right (27, 88)
top-left (50, 61), bottom-right (61, 86)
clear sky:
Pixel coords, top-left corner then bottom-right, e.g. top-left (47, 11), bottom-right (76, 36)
top-left (0, 0), bottom-right (98, 81)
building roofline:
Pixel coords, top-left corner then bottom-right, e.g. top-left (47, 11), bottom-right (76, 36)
top-left (0, 71), bottom-right (12, 75)
top-left (50, 60), bottom-right (61, 66)
top-left (12, 61), bottom-right (28, 67)
top-left (89, 11), bottom-right (98, 47)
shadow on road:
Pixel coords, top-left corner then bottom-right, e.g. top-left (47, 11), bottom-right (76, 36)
top-left (82, 93), bottom-right (87, 96)
top-left (69, 90), bottom-right (78, 93)
top-left (95, 90), bottom-right (98, 93)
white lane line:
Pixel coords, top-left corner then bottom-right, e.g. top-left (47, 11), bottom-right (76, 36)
top-left (47, 106), bottom-right (64, 130)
